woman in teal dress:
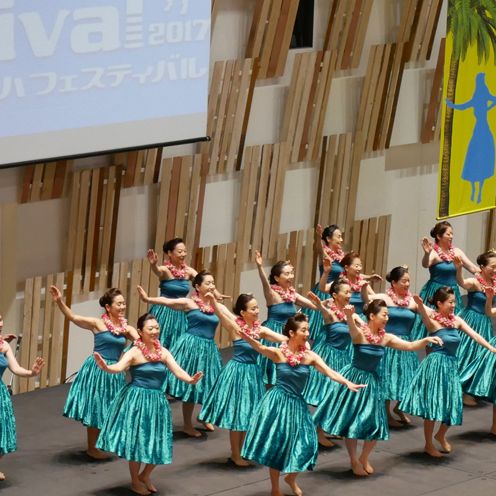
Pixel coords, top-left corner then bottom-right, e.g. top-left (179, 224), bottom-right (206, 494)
top-left (198, 293), bottom-right (287, 466)
top-left (138, 270), bottom-right (222, 438)
top-left (314, 300), bottom-right (441, 476)
top-left (240, 314), bottom-right (365, 496)
top-left (0, 314), bottom-right (44, 482)
top-left (94, 312), bottom-right (202, 496)
top-left (254, 250), bottom-right (317, 385)
top-left (50, 286), bottom-right (139, 460)
top-left (401, 288), bottom-right (496, 458)
top-left (361, 266), bottom-right (419, 427)
top-left (301, 224), bottom-right (345, 341)
top-left (411, 221), bottom-right (478, 340)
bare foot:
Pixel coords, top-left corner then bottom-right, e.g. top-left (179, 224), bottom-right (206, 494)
top-left (201, 421), bottom-right (215, 432)
top-left (86, 448), bottom-right (111, 460)
top-left (131, 481), bottom-right (151, 495)
top-left (351, 460), bottom-right (369, 476)
top-left (229, 456), bottom-right (251, 467)
top-left (463, 394), bottom-right (477, 407)
top-left (359, 458), bottom-right (374, 474)
top-left (138, 475), bottom-right (157, 493)
top-left (424, 445), bottom-right (443, 458)
top-left (434, 434), bottom-right (452, 453)
top-left (393, 406), bottom-right (411, 424)
top-left (0, 472), bottom-right (5, 481)
top-left (388, 417), bottom-right (403, 428)
top-left (271, 490), bottom-right (284, 496)
top-left (182, 427), bottom-right (202, 438)
top-left (318, 432), bottom-right (335, 448)
top-left (284, 474), bottom-right (303, 496)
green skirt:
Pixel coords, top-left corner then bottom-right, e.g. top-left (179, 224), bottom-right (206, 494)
top-left (198, 360), bottom-right (264, 431)
top-left (258, 319), bottom-right (285, 386)
top-left (314, 364), bottom-right (388, 440)
top-left (96, 384), bottom-right (172, 465)
top-left (400, 352), bottom-right (463, 425)
top-left (242, 386), bottom-right (318, 473)
top-left (63, 356), bottom-right (125, 429)
top-left (150, 303), bottom-right (188, 349)
top-left (0, 382), bottom-right (16, 455)
top-left (300, 285), bottom-right (327, 343)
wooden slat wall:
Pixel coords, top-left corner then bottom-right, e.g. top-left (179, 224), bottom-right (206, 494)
top-left (114, 148), bottom-right (162, 188)
top-left (20, 162), bottom-right (68, 203)
top-left (246, 0), bottom-right (300, 79)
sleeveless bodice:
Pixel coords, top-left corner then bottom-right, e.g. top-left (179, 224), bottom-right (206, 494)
top-left (386, 306), bottom-right (416, 336)
top-left (94, 331), bottom-right (127, 361)
top-left (429, 262), bottom-right (457, 286)
top-left (465, 291), bottom-right (489, 314)
top-left (186, 309), bottom-right (219, 339)
top-left (232, 339), bottom-right (258, 364)
top-left (130, 362), bottom-right (168, 390)
top-left (0, 352), bottom-right (7, 379)
top-left (324, 321), bottom-right (351, 350)
top-left (351, 344), bottom-right (384, 372)
top-left (267, 302), bottom-right (297, 322)
top-left (318, 261), bottom-right (344, 284)
top-left (275, 362), bottom-right (310, 396)
top-left (429, 328), bottom-right (460, 357)
top-left (158, 278), bottom-right (190, 298)
top-left (350, 292), bottom-right (364, 314)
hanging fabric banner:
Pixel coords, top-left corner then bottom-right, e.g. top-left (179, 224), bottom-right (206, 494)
top-left (438, 2), bottom-right (496, 219)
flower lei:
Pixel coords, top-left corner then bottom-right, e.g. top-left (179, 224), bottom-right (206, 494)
top-left (328, 300), bottom-right (346, 321)
top-left (192, 292), bottom-right (214, 314)
top-left (433, 243), bottom-right (455, 262)
top-left (235, 317), bottom-right (261, 339)
top-left (135, 338), bottom-right (162, 362)
top-left (101, 313), bottom-right (128, 336)
top-left (361, 323), bottom-right (385, 344)
top-left (0, 335), bottom-right (5, 349)
top-left (270, 284), bottom-right (296, 303)
top-left (280, 342), bottom-right (306, 366)
top-left (340, 273), bottom-right (364, 293)
top-left (432, 311), bottom-right (457, 329)
top-left (387, 288), bottom-right (412, 307)
top-left (165, 260), bottom-right (187, 279)
top-left (476, 273), bottom-right (496, 292)
top-left (323, 244), bottom-right (344, 263)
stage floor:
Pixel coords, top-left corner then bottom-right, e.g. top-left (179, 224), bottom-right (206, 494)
top-left (2, 373), bottom-right (496, 495)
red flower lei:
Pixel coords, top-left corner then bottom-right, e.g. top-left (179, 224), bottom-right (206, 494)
top-left (432, 311), bottom-right (457, 329)
top-left (476, 273), bottom-right (496, 292)
top-left (270, 284), bottom-right (296, 303)
top-left (386, 288), bottom-right (412, 307)
top-left (328, 300), bottom-right (346, 321)
top-left (101, 313), bottom-right (128, 336)
top-left (340, 273), bottom-right (364, 292)
top-left (235, 317), bottom-right (261, 339)
top-left (323, 244), bottom-right (344, 263)
top-left (433, 243), bottom-right (455, 262)
top-left (280, 342), bottom-right (306, 366)
top-left (361, 323), bottom-right (385, 344)
top-left (135, 338), bottom-right (162, 362)
top-left (192, 292), bottom-right (214, 314)
top-left (165, 261), bottom-right (187, 279)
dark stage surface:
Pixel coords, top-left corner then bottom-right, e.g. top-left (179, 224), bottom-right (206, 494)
top-left (2, 368), bottom-right (496, 495)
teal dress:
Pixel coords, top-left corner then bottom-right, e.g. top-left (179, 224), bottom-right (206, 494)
top-left (150, 278), bottom-right (190, 348)
top-left (457, 291), bottom-right (494, 372)
top-left (314, 344), bottom-right (388, 440)
top-left (198, 339), bottom-right (265, 431)
top-left (63, 331), bottom-right (126, 429)
top-left (259, 302), bottom-right (297, 385)
top-left (96, 362), bottom-right (172, 464)
top-left (302, 321), bottom-right (352, 406)
top-left (411, 262), bottom-right (462, 340)
top-left (460, 335), bottom-right (496, 403)
top-left (165, 309), bottom-right (222, 404)
top-left (350, 291), bottom-right (365, 317)
top-left (401, 328), bottom-right (463, 425)
top-left (242, 362), bottom-right (318, 472)
top-left (0, 351), bottom-right (16, 455)
top-left (380, 306), bottom-right (419, 401)
top-left (302, 261), bottom-right (343, 342)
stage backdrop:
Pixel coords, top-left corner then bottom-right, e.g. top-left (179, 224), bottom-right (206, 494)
top-left (438, 2), bottom-right (496, 219)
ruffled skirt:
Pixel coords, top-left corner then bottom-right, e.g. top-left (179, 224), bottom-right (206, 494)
top-left (313, 365), bottom-right (388, 440)
top-left (150, 303), bottom-right (188, 349)
top-left (96, 384), bottom-right (172, 464)
top-left (242, 386), bottom-right (318, 473)
top-left (401, 353), bottom-right (463, 425)
top-left (165, 333), bottom-right (222, 404)
top-left (63, 356), bottom-right (125, 429)
top-left (258, 319), bottom-right (284, 385)
top-left (198, 360), bottom-right (264, 431)
top-left (0, 383), bottom-right (16, 455)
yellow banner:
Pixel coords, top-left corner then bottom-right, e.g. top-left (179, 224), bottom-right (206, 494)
top-left (438, 4), bottom-right (496, 219)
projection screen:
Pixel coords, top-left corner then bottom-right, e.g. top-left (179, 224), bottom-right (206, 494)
top-left (0, 0), bottom-right (210, 167)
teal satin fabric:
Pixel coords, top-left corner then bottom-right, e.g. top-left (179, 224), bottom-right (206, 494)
top-left (0, 353), bottom-right (16, 455)
top-left (97, 362), bottom-right (173, 465)
top-left (63, 355), bottom-right (125, 429)
top-left (386, 306), bottom-right (416, 336)
top-left (461, 335), bottom-right (496, 403)
top-left (158, 278), bottom-right (190, 298)
top-left (242, 363), bottom-right (317, 472)
top-left (93, 331), bottom-right (127, 361)
top-left (232, 338), bottom-right (258, 364)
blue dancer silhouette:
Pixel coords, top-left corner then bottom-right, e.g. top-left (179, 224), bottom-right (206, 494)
top-left (446, 72), bottom-right (496, 204)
